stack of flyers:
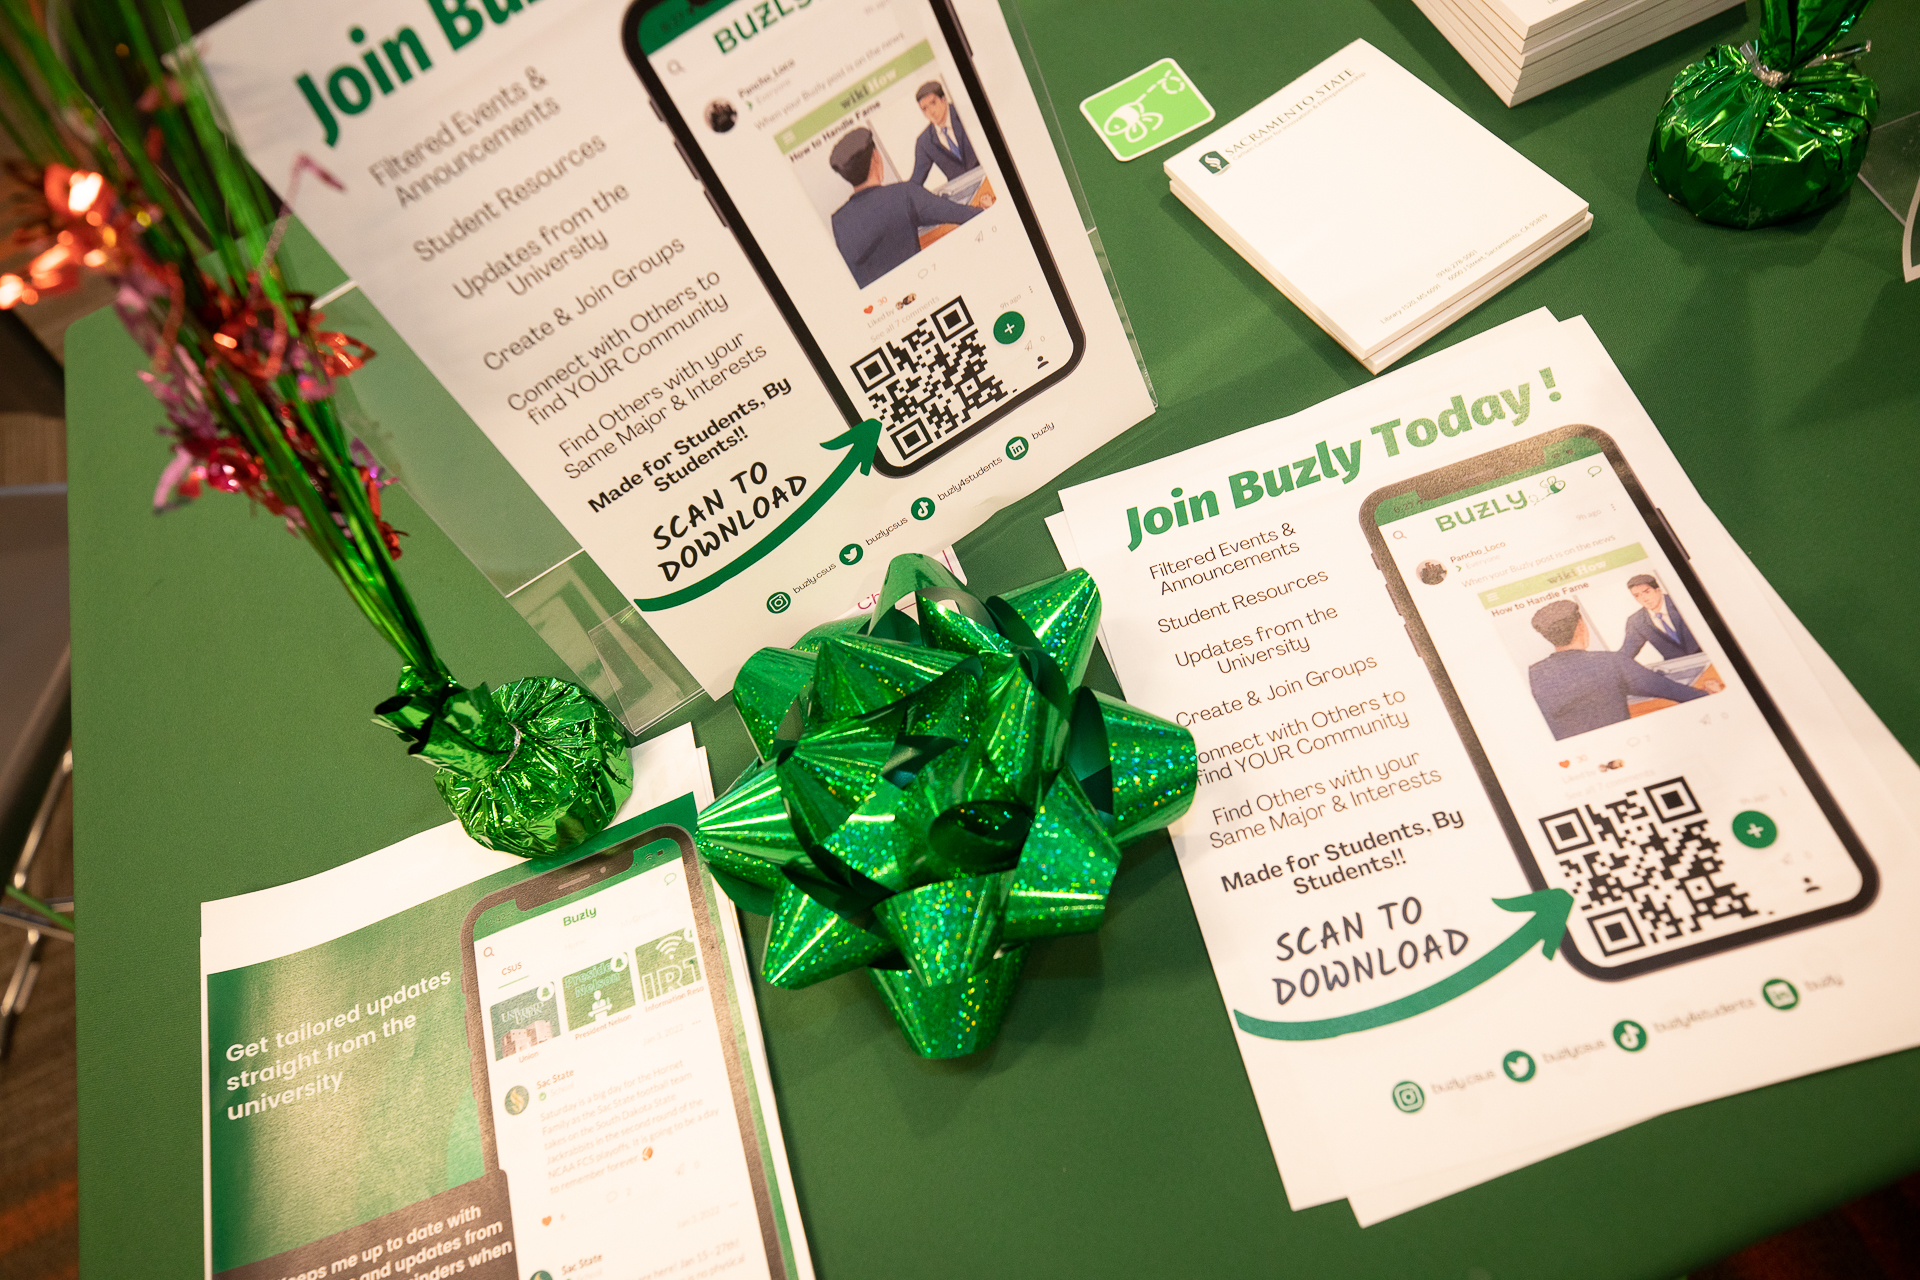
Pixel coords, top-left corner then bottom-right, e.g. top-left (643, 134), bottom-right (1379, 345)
top-left (1049, 309), bottom-right (1920, 1223)
top-left (1410, 0), bottom-right (1743, 107)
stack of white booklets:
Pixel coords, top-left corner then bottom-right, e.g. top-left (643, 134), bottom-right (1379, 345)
top-left (1167, 41), bottom-right (1589, 374)
top-left (1414, 0), bottom-right (1743, 105)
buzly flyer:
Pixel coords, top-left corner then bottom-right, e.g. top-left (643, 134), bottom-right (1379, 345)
top-left (202, 0), bottom-right (1152, 694)
top-left (1057, 312), bottom-right (1920, 1222)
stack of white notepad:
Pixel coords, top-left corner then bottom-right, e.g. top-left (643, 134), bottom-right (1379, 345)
top-left (1167, 40), bottom-right (1589, 373)
top-left (1413, 0), bottom-right (1743, 105)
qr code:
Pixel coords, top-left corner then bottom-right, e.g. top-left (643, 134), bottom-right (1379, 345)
top-left (850, 297), bottom-right (1008, 461)
top-left (1538, 776), bottom-right (1757, 959)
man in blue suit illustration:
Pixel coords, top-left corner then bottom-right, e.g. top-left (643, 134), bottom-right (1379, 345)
top-left (829, 127), bottom-right (984, 288)
top-left (1617, 573), bottom-right (1701, 661)
top-left (909, 81), bottom-right (978, 186)
top-left (1527, 600), bottom-right (1710, 740)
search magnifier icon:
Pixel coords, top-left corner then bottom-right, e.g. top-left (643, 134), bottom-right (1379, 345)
top-left (1392, 530), bottom-right (1407, 540)
top-left (666, 58), bottom-right (685, 74)
top-left (1587, 465), bottom-right (1603, 477)
top-left (483, 946), bottom-right (494, 957)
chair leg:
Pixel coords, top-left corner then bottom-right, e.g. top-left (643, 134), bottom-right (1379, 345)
top-left (14, 745), bottom-right (72, 891)
top-left (0, 929), bottom-right (44, 1060)
top-left (0, 742), bottom-right (71, 1058)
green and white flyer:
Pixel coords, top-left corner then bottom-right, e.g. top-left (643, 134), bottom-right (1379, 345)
top-left (200, 728), bottom-right (814, 1279)
top-left (1054, 311), bottom-right (1920, 1224)
top-left (199, 0), bottom-right (1153, 697)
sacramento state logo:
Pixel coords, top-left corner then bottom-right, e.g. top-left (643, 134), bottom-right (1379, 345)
top-left (1199, 150), bottom-right (1228, 173)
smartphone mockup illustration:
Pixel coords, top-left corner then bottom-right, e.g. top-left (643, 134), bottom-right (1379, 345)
top-left (623, 0), bottom-right (1084, 476)
top-left (1361, 425), bottom-right (1875, 979)
top-left (460, 827), bottom-right (792, 1279)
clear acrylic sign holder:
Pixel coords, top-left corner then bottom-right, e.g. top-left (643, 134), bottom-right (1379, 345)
top-left (291, 241), bottom-right (705, 736)
top-left (1858, 108), bottom-right (1920, 284)
top-left (270, 0), bottom-right (1162, 738)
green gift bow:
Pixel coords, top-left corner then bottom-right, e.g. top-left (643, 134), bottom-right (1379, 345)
top-left (695, 553), bottom-right (1197, 1058)
top-left (1647, 0), bottom-right (1877, 229)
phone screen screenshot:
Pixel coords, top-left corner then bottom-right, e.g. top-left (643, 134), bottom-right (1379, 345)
top-left (472, 841), bottom-right (781, 1280)
top-left (636, 0), bottom-right (1076, 470)
top-left (1373, 430), bottom-right (1867, 971)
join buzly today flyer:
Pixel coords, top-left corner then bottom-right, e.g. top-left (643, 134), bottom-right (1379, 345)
top-left (201, 0), bottom-right (1152, 696)
top-left (1056, 311), bottom-right (1920, 1223)
top-left (200, 729), bottom-right (815, 1280)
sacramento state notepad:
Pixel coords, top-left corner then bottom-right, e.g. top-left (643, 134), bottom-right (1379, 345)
top-left (1166, 40), bottom-right (1588, 369)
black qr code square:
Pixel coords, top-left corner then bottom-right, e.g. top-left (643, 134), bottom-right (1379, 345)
top-left (1645, 776), bottom-right (1702, 822)
top-left (850, 296), bottom-right (1008, 461)
top-left (1536, 776), bottom-right (1757, 957)
top-left (930, 297), bottom-right (972, 340)
top-left (851, 347), bottom-right (896, 393)
top-left (1587, 907), bottom-right (1643, 956)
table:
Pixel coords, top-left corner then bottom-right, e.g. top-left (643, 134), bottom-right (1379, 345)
top-left (69, 0), bottom-right (1920, 1274)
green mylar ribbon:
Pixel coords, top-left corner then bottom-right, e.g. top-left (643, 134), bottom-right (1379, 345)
top-left (1647, 0), bottom-right (1877, 229)
top-left (375, 669), bottom-right (634, 858)
top-left (694, 553), bottom-right (1197, 1058)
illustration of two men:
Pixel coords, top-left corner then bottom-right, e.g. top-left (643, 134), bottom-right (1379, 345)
top-left (1617, 573), bottom-right (1698, 660)
top-left (1528, 575), bottom-right (1719, 740)
top-left (907, 78), bottom-right (977, 183)
top-left (829, 82), bottom-right (991, 288)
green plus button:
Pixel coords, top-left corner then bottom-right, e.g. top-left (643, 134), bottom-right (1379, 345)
top-left (993, 311), bottom-right (1025, 344)
top-left (1732, 810), bottom-right (1777, 848)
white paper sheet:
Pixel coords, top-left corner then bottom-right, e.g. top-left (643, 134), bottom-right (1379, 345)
top-left (198, 728), bottom-right (815, 1278)
top-left (201, 0), bottom-right (1152, 696)
top-left (1054, 311), bottom-right (1920, 1221)
top-left (1163, 43), bottom-right (1587, 362)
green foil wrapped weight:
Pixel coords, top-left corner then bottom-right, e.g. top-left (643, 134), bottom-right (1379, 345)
top-left (695, 553), bottom-right (1197, 1058)
top-left (376, 668), bottom-right (634, 858)
top-left (1647, 0), bottom-right (1878, 228)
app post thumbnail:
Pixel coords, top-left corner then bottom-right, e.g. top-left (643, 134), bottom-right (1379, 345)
top-left (489, 984), bottom-right (560, 1059)
top-left (1469, 542), bottom-right (1724, 743)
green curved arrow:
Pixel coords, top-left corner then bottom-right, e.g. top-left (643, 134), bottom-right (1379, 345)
top-left (634, 418), bottom-right (882, 611)
top-left (1232, 888), bottom-right (1573, 1041)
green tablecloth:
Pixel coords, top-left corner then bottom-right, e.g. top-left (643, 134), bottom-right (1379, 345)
top-left (68, 1), bottom-right (1920, 1274)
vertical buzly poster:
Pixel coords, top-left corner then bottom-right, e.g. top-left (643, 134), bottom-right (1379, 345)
top-left (201, 0), bottom-right (1153, 696)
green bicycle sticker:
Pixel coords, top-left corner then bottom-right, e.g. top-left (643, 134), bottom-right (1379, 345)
top-left (1078, 57), bottom-right (1216, 162)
